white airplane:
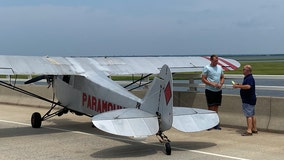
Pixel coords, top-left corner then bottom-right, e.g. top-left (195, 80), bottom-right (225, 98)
top-left (0, 55), bottom-right (240, 155)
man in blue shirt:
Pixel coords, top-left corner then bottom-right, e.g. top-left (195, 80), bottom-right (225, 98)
top-left (233, 65), bottom-right (257, 136)
top-left (202, 54), bottom-right (224, 130)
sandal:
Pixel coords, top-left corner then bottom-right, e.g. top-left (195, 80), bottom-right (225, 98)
top-left (241, 131), bottom-right (253, 136)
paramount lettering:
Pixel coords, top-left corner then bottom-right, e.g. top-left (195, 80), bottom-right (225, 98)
top-left (82, 92), bottom-right (123, 113)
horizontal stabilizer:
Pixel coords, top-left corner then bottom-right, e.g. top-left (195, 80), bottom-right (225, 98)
top-left (172, 107), bottom-right (219, 132)
top-left (92, 108), bottom-right (159, 137)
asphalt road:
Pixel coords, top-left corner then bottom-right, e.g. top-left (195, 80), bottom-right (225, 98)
top-left (0, 104), bottom-right (283, 160)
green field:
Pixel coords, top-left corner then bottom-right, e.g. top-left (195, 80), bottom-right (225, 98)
top-left (113, 61), bottom-right (284, 81)
top-left (225, 61), bottom-right (284, 75)
top-left (222, 54), bottom-right (284, 75)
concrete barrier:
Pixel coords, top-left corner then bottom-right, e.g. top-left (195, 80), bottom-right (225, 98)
top-left (1, 85), bottom-right (284, 132)
top-left (173, 91), bottom-right (284, 132)
top-left (0, 84), bottom-right (53, 108)
top-left (269, 97), bottom-right (284, 131)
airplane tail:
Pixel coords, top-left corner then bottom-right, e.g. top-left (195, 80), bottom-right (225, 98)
top-left (92, 64), bottom-right (219, 137)
top-left (92, 65), bottom-right (173, 137)
top-left (140, 64), bottom-right (173, 132)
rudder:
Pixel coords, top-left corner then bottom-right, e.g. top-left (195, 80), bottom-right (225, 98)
top-left (140, 64), bottom-right (173, 132)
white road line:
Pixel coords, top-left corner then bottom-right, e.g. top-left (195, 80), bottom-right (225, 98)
top-left (187, 149), bottom-right (250, 160)
top-left (141, 142), bottom-right (250, 160)
top-left (0, 119), bottom-right (30, 126)
top-left (0, 119), bottom-right (250, 160)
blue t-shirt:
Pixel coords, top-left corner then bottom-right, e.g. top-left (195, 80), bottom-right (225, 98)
top-left (240, 74), bottom-right (256, 105)
top-left (202, 64), bottom-right (224, 92)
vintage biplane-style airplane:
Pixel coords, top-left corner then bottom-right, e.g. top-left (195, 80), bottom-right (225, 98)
top-left (0, 55), bottom-right (240, 155)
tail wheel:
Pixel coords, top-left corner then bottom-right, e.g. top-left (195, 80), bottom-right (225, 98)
top-left (31, 112), bottom-right (42, 128)
top-left (165, 142), bottom-right (171, 155)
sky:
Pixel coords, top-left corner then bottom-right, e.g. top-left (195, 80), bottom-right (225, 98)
top-left (0, 0), bottom-right (284, 56)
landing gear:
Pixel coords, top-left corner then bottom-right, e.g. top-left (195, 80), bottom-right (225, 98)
top-left (165, 142), bottom-right (171, 155)
top-left (155, 111), bottom-right (172, 155)
top-left (156, 131), bottom-right (171, 155)
top-left (30, 103), bottom-right (88, 128)
top-left (31, 112), bottom-right (42, 128)
top-left (30, 103), bottom-right (69, 128)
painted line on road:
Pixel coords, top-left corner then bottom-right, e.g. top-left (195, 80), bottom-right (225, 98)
top-left (0, 119), bottom-right (30, 126)
top-left (141, 141), bottom-right (250, 160)
top-left (187, 149), bottom-right (250, 160)
top-left (0, 119), bottom-right (94, 136)
top-left (0, 119), bottom-right (250, 160)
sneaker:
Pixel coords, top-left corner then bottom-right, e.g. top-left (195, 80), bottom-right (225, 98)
top-left (252, 130), bottom-right (258, 134)
top-left (213, 125), bottom-right (222, 130)
top-left (241, 132), bottom-right (253, 136)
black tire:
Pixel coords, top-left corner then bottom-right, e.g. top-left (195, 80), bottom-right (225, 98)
top-left (165, 142), bottom-right (171, 155)
top-left (31, 112), bottom-right (42, 128)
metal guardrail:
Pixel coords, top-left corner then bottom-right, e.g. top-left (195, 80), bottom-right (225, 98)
top-left (173, 74), bottom-right (284, 91)
top-left (176, 82), bottom-right (284, 91)
top-left (2, 74), bottom-right (284, 92)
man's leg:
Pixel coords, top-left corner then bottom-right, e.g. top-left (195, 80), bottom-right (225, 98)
top-left (208, 106), bottom-right (218, 112)
top-left (209, 106), bottom-right (221, 130)
top-left (214, 106), bottom-right (219, 113)
top-left (252, 116), bottom-right (257, 132)
top-left (241, 116), bottom-right (253, 136)
top-left (246, 117), bottom-right (253, 133)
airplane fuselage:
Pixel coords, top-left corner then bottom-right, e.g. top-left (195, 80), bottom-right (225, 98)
top-left (53, 75), bottom-right (141, 116)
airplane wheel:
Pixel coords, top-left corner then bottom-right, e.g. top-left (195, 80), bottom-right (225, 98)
top-left (31, 112), bottom-right (42, 128)
top-left (165, 142), bottom-right (171, 155)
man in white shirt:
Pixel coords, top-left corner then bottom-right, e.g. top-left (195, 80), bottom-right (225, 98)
top-left (202, 54), bottom-right (224, 130)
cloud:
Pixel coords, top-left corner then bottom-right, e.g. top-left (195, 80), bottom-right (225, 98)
top-left (0, 1), bottom-right (284, 56)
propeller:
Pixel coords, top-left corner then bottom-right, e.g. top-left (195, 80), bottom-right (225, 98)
top-left (25, 75), bottom-right (53, 85)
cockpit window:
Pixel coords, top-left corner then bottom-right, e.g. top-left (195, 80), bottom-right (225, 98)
top-left (63, 75), bottom-right (70, 84)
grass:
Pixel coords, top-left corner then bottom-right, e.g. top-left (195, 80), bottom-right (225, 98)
top-left (112, 61), bottom-right (284, 81)
top-left (225, 62), bottom-right (284, 75)
top-left (0, 75), bottom-right (30, 79)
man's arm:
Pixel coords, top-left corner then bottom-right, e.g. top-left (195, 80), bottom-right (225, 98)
top-left (202, 74), bottom-right (223, 88)
top-left (233, 84), bottom-right (251, 89)
top-left (220, 74), bottom-right (224, 85)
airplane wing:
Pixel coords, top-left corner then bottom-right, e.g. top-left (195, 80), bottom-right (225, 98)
top-left (92, 108), bottom-right (159, 137)
top-left (93, 56), bottom-right (240, 75)
top-left (0, 55), bottom-right (240, 76)
top-left (172, 107), bottom-right (219, 132)
top-left (0, 56), bottom-right (82, 75)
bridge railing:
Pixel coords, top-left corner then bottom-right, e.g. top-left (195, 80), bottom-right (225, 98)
top-left (172, 74), bottom-right (284, 92)
top-left (1, 74), bottom-right (284, 92)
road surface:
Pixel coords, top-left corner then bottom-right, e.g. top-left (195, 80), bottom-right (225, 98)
top-left (0, 104), bottom-right (283, 160)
